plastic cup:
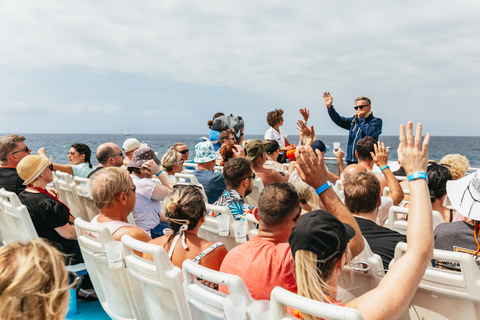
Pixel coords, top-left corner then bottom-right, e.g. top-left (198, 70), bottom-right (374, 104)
top-left (248, 300), bottom-right (273, 320)
top-left (104, 241), bottom-right (123, 269)
top-left (223, 294), bottom-right (246, 320)
top-left (217, 215), bottom-right (230, 236)
top-left (233, 219), bottom-right (247, 243)
top-left (333, 142), bottom-right (340, 151)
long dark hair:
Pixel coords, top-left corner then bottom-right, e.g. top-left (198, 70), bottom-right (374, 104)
top-left (71, 143), bottom-right (92, 168)
top-left (427, 163), bottom-right (452, 203)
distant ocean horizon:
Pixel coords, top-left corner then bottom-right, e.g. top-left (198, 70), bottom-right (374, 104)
top-left (5, 133), bottom-right (480, 168)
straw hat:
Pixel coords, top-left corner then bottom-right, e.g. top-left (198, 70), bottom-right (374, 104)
top-left (17, 155), bottom-right (52, 185)
top-left (446, 170), bottom-right (480, 220)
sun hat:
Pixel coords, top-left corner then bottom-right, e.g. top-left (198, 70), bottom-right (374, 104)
top-left (194, 141), bottom-right (220, 163)
top-left (245, 140), bottom-right (271, 161)
top-left (447, 171), bottom-right (480, 220)
top-left (288, 210), bottom-right (356, 265)
top-left (17, 155), bottom-right (52, 185)
top-left (122, 138), bottom-right (142, 153)
top-left (127, 147), bottom-right (160, 169)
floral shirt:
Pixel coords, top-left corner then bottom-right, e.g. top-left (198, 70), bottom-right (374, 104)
top-left (212, 189), bottom-right (254, 220)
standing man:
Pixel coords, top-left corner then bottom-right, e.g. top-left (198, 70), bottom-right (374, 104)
top-left (323, 92), bottom-right (382, 164)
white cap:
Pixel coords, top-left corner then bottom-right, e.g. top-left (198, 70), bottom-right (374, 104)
top-left (122, 138), bottom-right (141, 153)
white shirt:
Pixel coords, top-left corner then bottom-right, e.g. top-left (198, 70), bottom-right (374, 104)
top-left (265, 127), bottom-right (288, 154)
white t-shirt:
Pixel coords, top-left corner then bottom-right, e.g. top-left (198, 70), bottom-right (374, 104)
top-left (131, 175), bottom-right (161, 232)
top-left (265, 128), bottom-right (288, 154)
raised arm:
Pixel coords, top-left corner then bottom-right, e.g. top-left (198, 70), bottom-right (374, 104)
top-left (347, 122), bottom-right (432, 320)
top-left (371, 142), bottom-right (404, 206)
top-left (296, 120), bottom-right (315, 147)
top-left (38, 148), bottom-right (74, 175)
top-left (142, 159), bottom-right (174, 199)
top-left (324, 92), bottom-right (354, 130)
top-left (295, 146), bottom-right (364, 257)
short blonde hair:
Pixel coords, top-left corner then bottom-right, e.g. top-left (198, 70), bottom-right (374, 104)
top-left (0, 238), bottom-right (70, 320)
top-left (90, 167), bottom-right (132, 209)
top-left (439, 154), bottom-right (470, 180)
top-left (161, 149), bottom-right (182, 173)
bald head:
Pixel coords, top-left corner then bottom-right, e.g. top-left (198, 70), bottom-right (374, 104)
top-left (342, 164), bottom-right (367, 182)
top-left (96, 143), bottom-right (123, 167)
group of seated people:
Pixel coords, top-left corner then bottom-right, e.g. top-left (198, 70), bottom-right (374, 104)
top-left (0, 115), bottom-right (479, 320)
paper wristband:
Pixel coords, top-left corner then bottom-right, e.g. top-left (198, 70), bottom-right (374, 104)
top-left (316, 181), bottom-right (333, 195)
top-left (408, 172), bottom-right (428, 183)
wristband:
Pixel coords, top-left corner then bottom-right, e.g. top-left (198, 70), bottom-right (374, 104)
top-left (156, 170), bottom-right (163, 177)
top-left (408, 172), bottom-right (428, 183)
top-left (380, 165), bottom-right (389, 171)
top-left (315, 181), bottom-right (332, 195)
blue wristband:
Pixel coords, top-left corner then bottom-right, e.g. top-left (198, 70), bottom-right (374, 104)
top-left (380, 165), bottom-right (390, 171)
top-left (408, 172), bottom-right (428, 183)
top-left (156, 170), bottom-right (163, 177)
top-left (315, 181), bottom-right (332, 195)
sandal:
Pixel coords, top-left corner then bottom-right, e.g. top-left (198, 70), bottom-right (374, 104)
top-left (76, 288), bottom-right (98, 301)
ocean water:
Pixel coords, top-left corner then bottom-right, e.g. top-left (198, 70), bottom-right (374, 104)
top-left (8, 133), bottom-right (480, 168)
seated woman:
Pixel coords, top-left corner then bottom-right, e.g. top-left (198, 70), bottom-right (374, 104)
top-left (0, 238), bottom-right (71, 320)
top-left (127, 147), bottom-right (174, 238)
top-left (38, 143), bottom-right (94, 178)
top-left (16, 155), bottom-right (95, 299)
top-left (145, 185), bottom-right (228, 272)
top-left (291, 122), bottom-right (433, 320)
top-left (427, 163), bottom-right (454, 222)
top-left (439, 153), bottom-right (470, 180)
top-left (265, 140), bottom-right (283, 170)
top-left (161, 149), bottom-right (184, 181)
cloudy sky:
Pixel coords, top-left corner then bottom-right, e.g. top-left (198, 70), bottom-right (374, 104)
top-left (1, 0), bottom-right (479, 136)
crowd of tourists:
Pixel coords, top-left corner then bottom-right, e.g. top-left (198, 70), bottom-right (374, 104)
top-left (0, 92), bottom-right (478, 319)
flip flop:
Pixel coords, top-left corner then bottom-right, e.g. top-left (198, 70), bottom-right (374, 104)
top-left (76, 288), bottom-right (98, 301)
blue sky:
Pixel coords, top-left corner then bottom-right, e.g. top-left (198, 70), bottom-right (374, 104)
top-left (1, 0), bottom-right (480, 136)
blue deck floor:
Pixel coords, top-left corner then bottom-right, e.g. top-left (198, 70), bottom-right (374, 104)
top-left (66, 300), bottom-right (111, 320)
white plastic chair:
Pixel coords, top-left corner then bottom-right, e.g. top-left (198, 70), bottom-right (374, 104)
top-left (182, 259), bottom-right (255, 320)
top-left (244, 175), bottom-right (264, 207)
top-left (337, 237), bottom-right (384, 303)
top-left (53, 171), bottom-right (88, 221)
top-left (0, 188), bottom-right (38, 244)
top-left (334, 180), bottom-right (344, 201)
top-left (174, 173), bottom-right (208, 200)
top-left (74, 218), bottom-right (140, 320)
top-left (270, 286), bottom-right (364, 320)
top-left (74, 176), bottom-right (100, 221)
top-left (384, 206), bottom-right (444, 235)
top-left (391, 243), bottom-right (480, 320)
top-left (198, 204), bottom-right (238, 251)
top-left (182, 162), bottom-right (198, 172)
top-left (213, 166), bottom-right (223, 173)
top-left (245, 213), bottom-right (259, 238)
top-left (121, 235), bottom-right (190, 320)
top-left (382, 186), bottom-right (410, 197)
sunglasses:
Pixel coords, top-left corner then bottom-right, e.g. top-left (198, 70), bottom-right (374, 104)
top-left (48, 164), bottom-right (54, 171)
top-left (10, 146), bottom-right (29, 155)
top-left (114, 185), bottom-right (136, 198)
top-left (293, 206), bottom-right (302, 222)
top-left (238, 172), bottom-right (256, 183)
top-left (68, 151), bottom-right (78, 156)
top-left (354, 105), bottom-right (369, 111)
top-left (110, 151), bottom-right (124, 158)
top-left (179, 149), bottom-right (189, 155)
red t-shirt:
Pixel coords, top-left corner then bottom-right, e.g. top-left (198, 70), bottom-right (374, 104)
top-left (219, 236), bottom-right (297, 300)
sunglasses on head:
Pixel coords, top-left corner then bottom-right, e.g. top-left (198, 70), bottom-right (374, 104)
top-left (179, 149), bottom-right (189, 155)
top-left (354, 105), bottom-right (369, 111)
top-left (293, 206), bottom-right (302, 222)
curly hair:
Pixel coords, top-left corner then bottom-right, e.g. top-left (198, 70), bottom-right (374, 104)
top-left (439, 154), bottom-right (470, 180)
top-left (0, 238), bottom-right (70, 320)
top-left (266, 109), bottom-right (284, 127)
top-left (218, 145), bottom-right (236, 166)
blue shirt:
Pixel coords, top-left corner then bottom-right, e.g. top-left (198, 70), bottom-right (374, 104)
top-left (191, 169), bottom-right (226, 204)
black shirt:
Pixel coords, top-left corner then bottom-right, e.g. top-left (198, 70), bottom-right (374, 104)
top-left (0, 167), bottom-right (26, 194)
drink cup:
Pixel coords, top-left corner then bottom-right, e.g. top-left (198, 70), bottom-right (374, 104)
top-left (234, 219), bottom-right (247, 243)
top-left (333, 142), bottom-right (340, 151)
top-left (104, 241), bottom-right (123, 269)
top-left (223, 294), bottom-right (246, 320)
top-left (217, 215), bottom-right (230, 236)
top-left (248, 300), bottom-right (273, 320)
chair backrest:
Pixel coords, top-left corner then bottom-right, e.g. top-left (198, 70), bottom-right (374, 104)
top-left (334, 180), bottom-right (344, 201)
top-left (121, 235), bottom-right (190, 320)
top-left (213, 166), bottom-right (223, 172)
top-left (53, 171), bottom-right (88, 221)
top-left (391, 242), bottom-right (480, 320)
top-left (382, 186), bottom-right (410, 197)
top-left (384, 206), bottom-right (444, 235)
top-left (337, 238), bottom-right (384, 303)
top-left (0, 188), bottom-right (38, 244)
top-left (74, 218), bottom-right (140, 320)
top-left (174, 173), bottom-right (208, 199)
top-left (183, 162), bottom-right (198, 171)
top-left (245, 213), bottom-right (259, 238)
top-left (182, 259), bottom-right (254, 320)
top-left (244, 175), bottom-right (264, 207)
top-left (198, 204), bottom-right (238, 251)
top-left (263, 161), bottom-right (275, 170)
top-left (74, 176), bottom-right (100, 221)
top-left (270, 286), bottom-right (364, 320)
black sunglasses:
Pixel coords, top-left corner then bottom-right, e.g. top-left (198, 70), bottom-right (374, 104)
top-left (10, 146), bottom-right (29, 155)
top-left (110, 151), bottom-right (124, 158)
top-left (293, 206), bottom-right (302, 222)
top-left (48, 164), bottom-right (54, 171)
top-left (179, 149), bottom-right (189, 155)
top-left (238, 172), bottom-right (256, 183)
top-left (354, 105), bottom-right (369, 111)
